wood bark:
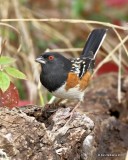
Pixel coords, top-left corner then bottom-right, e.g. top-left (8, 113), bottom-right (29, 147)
top-left (0, 73), bottom-right (128, 160)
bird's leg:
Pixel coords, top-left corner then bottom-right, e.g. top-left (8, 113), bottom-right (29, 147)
top-left (48, 96), bottom-right (64, 106)
top-left (46, 97), bottom-right (64, 113)
top-left (65, 101), bottom-right (81, 125)
top-left (55, 98), bottom-right (64, 105)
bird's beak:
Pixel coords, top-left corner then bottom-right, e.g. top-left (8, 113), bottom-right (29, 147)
top-left (35, 57), bottom-right (46, 64)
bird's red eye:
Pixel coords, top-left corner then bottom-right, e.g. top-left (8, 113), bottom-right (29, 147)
top-left (48, 55), bottom-right (54, 61)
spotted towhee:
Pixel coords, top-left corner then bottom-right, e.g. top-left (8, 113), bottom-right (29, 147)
top-left (36, 29), bottom-right (107, 114)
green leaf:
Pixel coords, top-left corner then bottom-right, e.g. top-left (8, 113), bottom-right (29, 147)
top-left (9, 31), bottom-right (17, 41)
top-left (0, 71), bottom-right (10, 92)
top-left (72, 0), bottom-right (84, 17)
top-left (0, 56), bottom-right (16, 65)
top-left (5, 67), bottom-right (27, 80)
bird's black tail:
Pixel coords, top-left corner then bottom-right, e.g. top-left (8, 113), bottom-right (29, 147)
top-left (80, 29), bottom-right (107, 59)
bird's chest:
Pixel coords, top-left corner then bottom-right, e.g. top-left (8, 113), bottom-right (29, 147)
top-left (40, 71), bottom-right (68, 92)
top-left (52, 83), bottom-right (84, 101)
top-left (52, 71), bottom-right (91, 101)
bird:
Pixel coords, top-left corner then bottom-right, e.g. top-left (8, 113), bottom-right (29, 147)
top-left (36, 28), bottom-right (107, 121)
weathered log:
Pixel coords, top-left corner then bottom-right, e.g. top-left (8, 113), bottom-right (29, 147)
top-left (0, 73), bottom-right (127, 160)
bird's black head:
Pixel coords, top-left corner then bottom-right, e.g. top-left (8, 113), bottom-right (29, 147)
top-left (36, 52), bottom-right (72, 92)
top-left (36, 52), bottom-right (72, 73)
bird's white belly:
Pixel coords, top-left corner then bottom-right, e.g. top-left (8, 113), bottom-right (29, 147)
top-left (52, 83), bottom-right (84, 101)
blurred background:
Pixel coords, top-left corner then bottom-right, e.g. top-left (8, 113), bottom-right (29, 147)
top-left (0, 0), bottom-right (128, 106)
